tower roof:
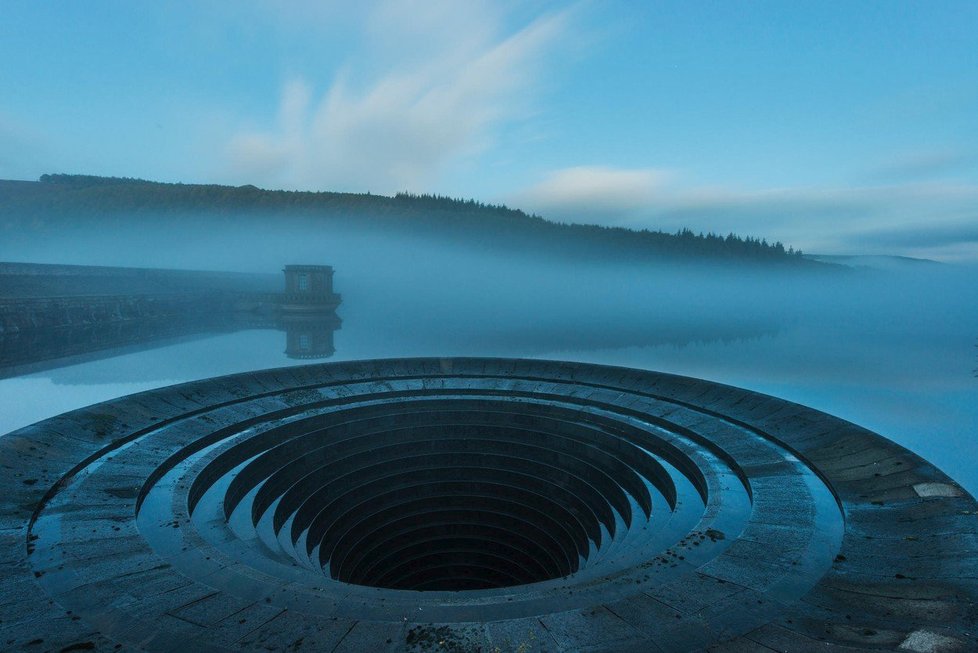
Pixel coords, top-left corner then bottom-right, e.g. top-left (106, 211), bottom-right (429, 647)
top-left (283, 264), bottom-right (333, 273)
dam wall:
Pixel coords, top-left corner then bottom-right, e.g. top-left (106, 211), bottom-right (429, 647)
top-left (0, 261), bottom-right (279, 334)
top-left (0, 261), bottom-right (279, 298)
top-left (0, 292), bottom-right (233, 335)
top-left (0, 262), bottom-right (342, 373)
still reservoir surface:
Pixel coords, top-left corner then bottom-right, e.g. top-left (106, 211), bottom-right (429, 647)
top-left (2, 261), bottom-right (976, 497)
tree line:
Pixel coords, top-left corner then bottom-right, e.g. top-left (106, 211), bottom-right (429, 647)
top-left (0, 174), bottom-right (813, 265)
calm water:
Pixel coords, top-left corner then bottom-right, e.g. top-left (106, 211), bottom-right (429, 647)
top-left (2, 261), bottom-right (975, 497)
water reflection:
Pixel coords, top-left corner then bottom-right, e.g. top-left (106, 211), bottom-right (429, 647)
top-left (0, 262), bottom-right (342, 377)
top-left (0, 311), bottom-right (342, 378)
top-left (0, 313), bottom-right (237, 378)
top-left (1, 259), bottom-right (976, 502)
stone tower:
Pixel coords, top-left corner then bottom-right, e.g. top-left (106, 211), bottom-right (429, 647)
top-left (283, 264), bottom-right (334, 297)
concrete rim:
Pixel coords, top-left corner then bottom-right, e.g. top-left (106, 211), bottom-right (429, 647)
top-left (1, 357), bottom-right (976, 652)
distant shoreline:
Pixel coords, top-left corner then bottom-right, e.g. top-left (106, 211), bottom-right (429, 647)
top-left (1, 174), bottom-right (821, 268)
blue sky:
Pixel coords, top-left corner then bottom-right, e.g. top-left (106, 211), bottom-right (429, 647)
top-left (2, 1), bottom-right (977, 259)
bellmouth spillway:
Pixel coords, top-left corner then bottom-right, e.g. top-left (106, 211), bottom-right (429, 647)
top-left (1, 358), bottom-right (975, 652)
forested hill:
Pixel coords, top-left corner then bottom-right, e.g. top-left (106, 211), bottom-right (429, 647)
top-left (1, 174), bottom-right (814, 265)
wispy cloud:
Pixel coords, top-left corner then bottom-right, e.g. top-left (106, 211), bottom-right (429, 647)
top-left (508, 166), bottom-right (675, 217)
top-left (511, 165), bottom-right (978, 259)
top-left (228, 1), bottom-right (570, 193)
top-left (864, 148), bottom-right (976, 182)
top-left (851, 220), bottom-right (978, 249)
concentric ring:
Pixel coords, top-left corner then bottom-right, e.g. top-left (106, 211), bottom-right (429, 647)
top-left (2, 358), bottom-right (976, 652)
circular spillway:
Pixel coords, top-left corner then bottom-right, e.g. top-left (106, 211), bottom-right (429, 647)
top-left (199, 399), bottom-right (693, 592)
top-left (1, 358), bottom-right (976, 652)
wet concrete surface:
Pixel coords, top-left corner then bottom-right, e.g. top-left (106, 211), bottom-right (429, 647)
top-left (1, 358), bottom-right (975, 651)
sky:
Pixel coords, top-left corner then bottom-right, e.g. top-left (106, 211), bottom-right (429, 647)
top-left (1, 1), bottom-right (977, 260)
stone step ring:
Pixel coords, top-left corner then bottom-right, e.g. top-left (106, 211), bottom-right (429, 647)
top-left (2, 358), bottom-right (975, 651)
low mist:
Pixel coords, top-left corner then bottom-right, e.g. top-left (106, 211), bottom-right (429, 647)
top-left (1, 213), bottom-right (975, 493)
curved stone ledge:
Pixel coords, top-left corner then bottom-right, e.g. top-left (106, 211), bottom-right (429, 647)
top-left (0, 357), bottom-right (976, 652)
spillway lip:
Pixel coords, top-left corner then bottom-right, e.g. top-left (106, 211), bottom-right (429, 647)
top-left (2, 357), bottom-right (976, 652)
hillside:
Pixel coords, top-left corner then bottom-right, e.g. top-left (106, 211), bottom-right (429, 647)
top-left (0, 174), bottom-right (815, 265)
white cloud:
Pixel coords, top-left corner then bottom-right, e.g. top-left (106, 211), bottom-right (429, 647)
top-left (864, 148), bottom-right (976, 182)
top-left (227, 1), bottom-right (570, 193)
top-left (508, 166), bottom-right (675, 216)
top-left (511, 165), bottom-right (978, 260)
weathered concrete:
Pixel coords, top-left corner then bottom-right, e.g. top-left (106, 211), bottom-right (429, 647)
top-left (0, 358), bottom-right (975, 651)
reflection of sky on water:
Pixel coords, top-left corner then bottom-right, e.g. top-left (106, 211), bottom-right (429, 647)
top-left (2, 320), bottom-right (975, 498)
top-left (558, 328), bottom-right (977, 498)
top-left (0, 329), bottom-right (300, 433)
